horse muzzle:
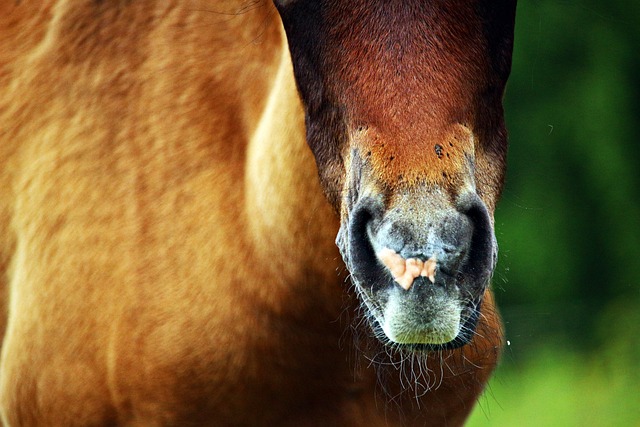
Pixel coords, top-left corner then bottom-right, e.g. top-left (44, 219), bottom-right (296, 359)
top-left (336, 161), bottom-right (496, 349)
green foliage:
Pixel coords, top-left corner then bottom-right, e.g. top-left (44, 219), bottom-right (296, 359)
top-left (469, 299), bottom-right (640, 425)
top-left (495, 0), bottom-right (640, 346)
top-left (477, 1), bottom-right (640, 423)
top-left (467, 344), bottom-right (640, 426)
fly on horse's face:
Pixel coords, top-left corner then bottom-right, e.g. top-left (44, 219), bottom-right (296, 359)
top-left (275, 0), bottom-right (516, 349)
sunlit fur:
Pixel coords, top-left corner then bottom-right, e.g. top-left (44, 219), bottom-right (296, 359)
top-left (0, 1), bottom-right (512, 426)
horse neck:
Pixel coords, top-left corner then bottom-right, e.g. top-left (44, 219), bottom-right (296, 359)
top-left (244, 28), bottom-right (344, 312)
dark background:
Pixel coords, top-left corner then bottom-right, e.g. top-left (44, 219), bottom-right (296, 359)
top-left (470, 1), bottom-right (639, 425)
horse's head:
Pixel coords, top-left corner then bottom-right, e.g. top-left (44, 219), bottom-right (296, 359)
top-left (274, 0), bottom-right (516, 349)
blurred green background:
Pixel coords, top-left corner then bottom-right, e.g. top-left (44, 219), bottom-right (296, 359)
top-left (468, 1), bottom-right (640, 425)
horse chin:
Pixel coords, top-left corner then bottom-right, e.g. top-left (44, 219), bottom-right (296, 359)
top-left (355, 277), bottom-right (483, 351)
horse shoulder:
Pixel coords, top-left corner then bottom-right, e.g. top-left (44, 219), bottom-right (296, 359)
top-left (0, 2), bottom-right (316, 425)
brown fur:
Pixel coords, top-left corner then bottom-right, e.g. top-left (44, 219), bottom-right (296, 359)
top-left (0, 1), bottom-right (513, 425)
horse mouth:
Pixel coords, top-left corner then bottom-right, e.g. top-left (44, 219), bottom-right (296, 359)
top-left (362, 286), bottom-right (483, 351)
top-left (336, 189), bottom-right (495, 350)
top-left (350, 269), bottom-right (485, 350)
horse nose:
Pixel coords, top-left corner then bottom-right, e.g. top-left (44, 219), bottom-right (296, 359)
top-left (376, 245), bottom-right (466, 292)
top-left (337, 189), bottom-right (496, 346)
top-left (372, 207), bottom-right (473, 291)
top-left (344, 190), bottom-right (494, 293)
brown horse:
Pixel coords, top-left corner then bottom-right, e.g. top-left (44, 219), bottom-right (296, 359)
top-left (0, 0), bottom-right (516, 425)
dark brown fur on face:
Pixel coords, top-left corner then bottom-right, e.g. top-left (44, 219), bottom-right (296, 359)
top-left (0, 0), bottom-right (515, 425)
top-left (277, 0), bottom-right (515, 205)
top-left (277, 0), bottom-right (515, 352)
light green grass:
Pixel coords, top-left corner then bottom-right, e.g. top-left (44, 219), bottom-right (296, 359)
top-left (467, 345), bottom-right (640, 427)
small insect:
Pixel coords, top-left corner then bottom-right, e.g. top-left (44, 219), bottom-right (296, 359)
top-left (434, 144), bottom-right (444, 159)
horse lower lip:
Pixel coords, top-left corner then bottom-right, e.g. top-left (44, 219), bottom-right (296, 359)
top-left (368, 300), bottom-right (481, 350)
top-left (351, 273), bottom-right (482, 345)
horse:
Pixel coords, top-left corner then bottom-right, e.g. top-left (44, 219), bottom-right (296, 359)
top-left (0, 0), bottom-right (516, 425)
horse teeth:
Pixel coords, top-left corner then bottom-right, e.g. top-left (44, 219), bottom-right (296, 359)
top-left (396, 275), bottom-right (414, 291)
top-left (377, 249), bottom-right (437, 290)
top-left (378, 248), bottom-right (406, 278)
top-left (405, 258), bottom-right (423, 278)
top-left (423, 257), bottom-right (437, 284)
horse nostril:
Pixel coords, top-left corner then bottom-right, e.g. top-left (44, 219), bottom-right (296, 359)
top-left (456, 192), bottom-right (496, 284)
top-left (339, 190), bottom-right (496, 295)
top-left (341, 198), bottom-right (386, 285)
